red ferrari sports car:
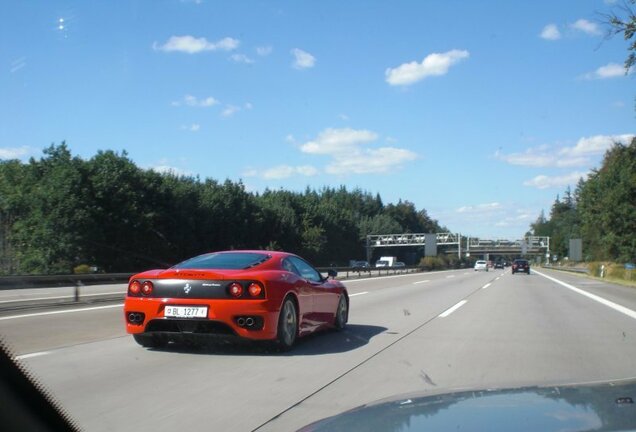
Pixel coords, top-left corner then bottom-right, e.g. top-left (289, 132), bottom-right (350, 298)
top-left (124, 250), bottom-right (349, 350)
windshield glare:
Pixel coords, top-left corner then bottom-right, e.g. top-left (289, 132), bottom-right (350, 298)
top-left (172, 252), bottom-right (270, 270)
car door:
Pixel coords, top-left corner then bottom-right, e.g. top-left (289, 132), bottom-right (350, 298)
top-left (282, 257), bottom-right (317, 334)
top-left (289, 257), bottom-right (339, 325)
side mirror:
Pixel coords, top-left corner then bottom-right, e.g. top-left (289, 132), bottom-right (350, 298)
top-left (327, 269), bottom-right (337, 279)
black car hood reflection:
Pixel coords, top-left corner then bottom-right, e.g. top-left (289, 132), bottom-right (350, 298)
top-left (298, 379), bottom-right (636, 432)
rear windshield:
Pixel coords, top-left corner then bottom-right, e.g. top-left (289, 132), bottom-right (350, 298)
top-left (173, 252), bottom-right (271, 270)
top-left (514, 260), bottom-right (528, 264)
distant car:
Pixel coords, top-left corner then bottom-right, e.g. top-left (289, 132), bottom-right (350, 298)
top-left (512, 259), bottom-right (530, 274)
top-left (124, 250), bottom-right (349, 350)
top-left (393, 262), bottom-right (406, 268)
top-left (375, 260), bottom-right (389, 268)
top-left (494, 261), bottom-right (504, 269)
top-left (350, 260), bottom-right (370, 271)
top-left (474, 260), bottom-right (488, 271)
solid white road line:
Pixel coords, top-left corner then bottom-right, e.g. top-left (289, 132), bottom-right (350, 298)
top-left (0, 291), bottom-right (125, 304)
top-left (0, 304), bottom-right (124, 321)
top-left (438, 300), bottom-right (468, 318)
top-left (446, 275), bottom-right (455, 278)
top-left (534, 270), bottom-right (636, 320)
top-left (413, 280), bottom-right (430, 285)
top-left (343, 269), bottom-right (463, 283)
top-left (349, 292), bottom-right (368, 297)
top-left (14, 351), bottom-right (51, 360)
top-left (482, 283), bottom-right (492, 289)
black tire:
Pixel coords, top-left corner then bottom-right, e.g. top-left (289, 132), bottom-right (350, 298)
top-left (334, 295), bottom-right (348, 330)
top-left (276, 298), bottom-right (298, 351)
top-left (133, 334), bottom-right (167, 348)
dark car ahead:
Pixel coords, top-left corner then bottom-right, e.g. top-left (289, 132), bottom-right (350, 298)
top-left (512, 259), bottom-right (530, 274)
top-left (350, 260), bottom-right (370, 271)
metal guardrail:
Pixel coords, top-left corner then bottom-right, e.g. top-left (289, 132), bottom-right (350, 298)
top-left (0, 266), bottom-right (425, 291)
top-left (0, 266), bottom-right (427, 312)
top-left (542, 265), bottom-right (589, 274)
top-left (318, 266), bottom-right (421, 279)
top-left (0, 273), bottom-right (133, 290)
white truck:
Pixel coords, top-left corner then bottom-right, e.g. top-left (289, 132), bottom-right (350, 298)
top-left (375, 256), bottom-right (398, 267)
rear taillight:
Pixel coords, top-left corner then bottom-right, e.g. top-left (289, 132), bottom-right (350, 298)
top-left (229, 282), bottom-right (243, 298)
top-left (129, 280), bottom-right (141, 295)
top-left (141, 281), bottom-right (154, 296)
top-left (248, 283), bottom-right (262, 297)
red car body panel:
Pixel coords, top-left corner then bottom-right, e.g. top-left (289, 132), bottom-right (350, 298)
top-left (124, 251), bottom-right (347, 343)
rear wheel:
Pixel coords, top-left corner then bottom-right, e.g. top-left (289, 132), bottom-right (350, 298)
top-left (276, 298), bottom-right (298, 350)
top-left (133, 334), bottom-right (167, 348)
top-left (334, 295), bottom-right (348, 330)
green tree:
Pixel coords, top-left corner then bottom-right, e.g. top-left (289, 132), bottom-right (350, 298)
top-left (10, 143), bottom-right (92, 273)
top-left (605, 0), bottom-right (636, 72)
top-left (578, 138), bottom-right (636, 261)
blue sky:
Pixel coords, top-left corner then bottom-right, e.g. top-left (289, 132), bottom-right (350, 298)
top-left (1, 0), bottom-right (634, 239)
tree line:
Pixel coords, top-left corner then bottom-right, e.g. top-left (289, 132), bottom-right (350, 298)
top-left (529, 137), bottom-right (636, 262)
top-left (0, 143), bottom-right (444, 275)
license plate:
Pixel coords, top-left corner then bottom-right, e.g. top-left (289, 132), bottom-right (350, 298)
top-left (164, 306), bottom-right (208, 318)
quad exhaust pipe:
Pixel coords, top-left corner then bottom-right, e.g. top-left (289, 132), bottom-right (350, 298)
top-left (128, 312), bottom-right (144, 324)
top-left (236, 316), bottom-right (260, 329)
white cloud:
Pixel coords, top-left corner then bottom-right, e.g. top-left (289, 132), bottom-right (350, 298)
top-left (540, 24), bottom-right (561, 40)
top-left (221, 105), bottom-right (240, 117)
top-left (152, 165), bottom-right (189, 176)
top-left (291, 48), bottom-right (316, 69)
top-left (295, 165), bottom-right (319, 176)
top-left (149, 159), bottom-right (191, 176)
top-left (242, 168), bottom-right (258, 178)
top-left (435, 201), bottom-right (538, 238)
top-left (256, 46), bottom-right (272, 56)
top-left (385, 49), bottom-right (469, 86)
top-left (299, 127), bottom-right (417, 175)
top-left (494, 211), bottom-right (535, 227)
top-left (325, 147), bottom-right (417, 175)
top-left (230, 53), bottom-right (254, 64)
top-left (172, 94), bottom-right (219, 107)
top-left (523, 172), bottom-right (588, 189)
top-left (0, 146), bottom-right (32, 160)
top-left (244, 102), bottom-right (253, 110)
top-left (570, 19), bottom-right (601, 36)
top-left (582, 62), bottom-right (631, 79)
top-left (10, 57), bottom-right (27, 73)
top-left (300, 128), bottom-right (378, 155)
top-left (153, 35), bottom-right (239, 53)
top-left (457, 202), bottom-right (502, 214)
top-left (560, 134), bottom-right (634, 157)
top-left (261, 165), bottom-right (319, 179)
top-left (338, 113), bottom-right (349, 121)
top-left (495, 146), bottom-right (586, 168)
top-left (180, 123), bottom-right (200, 132)
top-left (495, 134), bottom-right (634, 168)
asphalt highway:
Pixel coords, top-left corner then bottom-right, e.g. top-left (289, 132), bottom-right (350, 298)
top-left (1, 268), bottom-right (635, 431)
